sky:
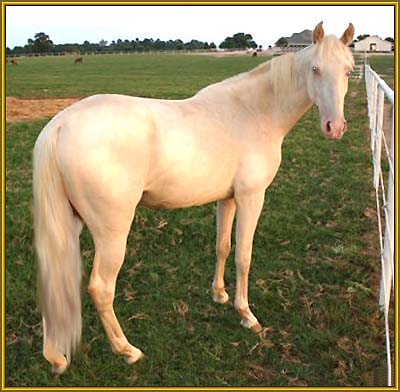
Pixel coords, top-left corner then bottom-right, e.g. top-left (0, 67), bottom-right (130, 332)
top-left (5, 5), bottom-right (395, 50)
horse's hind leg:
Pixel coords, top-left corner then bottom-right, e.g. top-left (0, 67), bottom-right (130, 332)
top-left (212, 198), bottom-right (236, 304)
top-left (88, 226), bottom-right (144, 364)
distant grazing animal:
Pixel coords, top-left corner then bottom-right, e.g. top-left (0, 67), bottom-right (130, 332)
top-left (74, 57), bottom-right (83, 64)
top-left (10, 59), bottom-right (18, 65)
top-left (252, 51), bottom-right (257, 57)
top-left (33, 22), bottom-right (355, 374)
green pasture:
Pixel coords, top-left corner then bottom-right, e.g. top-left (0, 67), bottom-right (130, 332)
top-left (6, 53), bottom-right (266, 99)
top-left (5, 53), bottom-right (394, 387)
top-left (367, 54), bottom-right (395, 87)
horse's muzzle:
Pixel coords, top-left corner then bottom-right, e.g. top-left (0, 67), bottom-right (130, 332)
top-left (323, 119), bottom-right (347, 140)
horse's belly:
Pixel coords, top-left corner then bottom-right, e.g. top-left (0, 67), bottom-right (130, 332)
top-left (140, 186), bottom-right (233, 209)
top-left (141, 163), bottom-right (235, 209)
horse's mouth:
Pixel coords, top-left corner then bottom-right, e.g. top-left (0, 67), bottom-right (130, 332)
top-left (325, 131), bottom-right (345, 140)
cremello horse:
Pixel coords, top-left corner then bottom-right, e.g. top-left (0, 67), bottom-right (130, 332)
top-left (33, 22), bottom-right (355, 374)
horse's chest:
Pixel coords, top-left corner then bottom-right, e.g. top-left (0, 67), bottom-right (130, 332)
top-left (234, 146), bottom-right (282, 194)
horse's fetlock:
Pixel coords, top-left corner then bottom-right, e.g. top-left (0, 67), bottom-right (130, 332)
top-left (234, 302), bottom-right (249, 316)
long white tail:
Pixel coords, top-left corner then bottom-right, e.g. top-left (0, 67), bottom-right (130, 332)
top-left (33, 120), bottom-right (83, 365)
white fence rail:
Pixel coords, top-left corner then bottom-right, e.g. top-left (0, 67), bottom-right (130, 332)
top-left (365, 64), bottom-right (394, 387)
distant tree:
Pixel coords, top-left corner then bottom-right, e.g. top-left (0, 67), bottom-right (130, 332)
top-left (154, 39), bottom-right (166, 50)
top-left (184, 39), bottom-right (206, 50)
top-left (174, 39), bottom-right (184, 50)
top-left (275, 37), bottom-right (288, 48)
top-left (12, 46), bottom-right (25, 55)
top-left (219, 36), bottom-right (235, 49)
top-left (219, 33), bottom-right (257, 50)
top-left (29, 32), bottom-right (53, 53)
top-left (202, 41), bottom-right (216, 50)
top-left (356, 34), bottom-right (370, 42)
top-left (385, 37), bottom-right (394, 43)
top-left (8, 34), bottom-right (225, 55)
top-left (26, 38), bottom-right (34, 53)
top-left (142, 38), bottom-right (154, 51)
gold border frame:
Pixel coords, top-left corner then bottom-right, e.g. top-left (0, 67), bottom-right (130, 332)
top-left (1, 1), bottom-right (398, 391)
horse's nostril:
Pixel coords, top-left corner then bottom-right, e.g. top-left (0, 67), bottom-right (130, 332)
top-left (326, 121), bottom-right (332, 132)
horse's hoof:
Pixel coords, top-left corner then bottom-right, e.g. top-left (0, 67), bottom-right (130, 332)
top-left (124, 348), bottom-right (145, 365)
top-left (240, 318), bottom-right (262, 334)
top-left (51, 358), bottom-right (68, 375)
top-left (212, 289), bottom-right (229, 304)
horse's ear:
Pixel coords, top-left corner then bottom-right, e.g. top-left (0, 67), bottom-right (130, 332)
top-left (313, 21), bottom-right (324, 44)
top-left (340, 23), bottom-right (355, 45)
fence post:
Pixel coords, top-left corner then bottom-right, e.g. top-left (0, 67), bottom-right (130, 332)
top-left (379, 105), bottom-right (395, 315)
top-left (373, 89), bottom-right (384, 189)
top-left (364, 63), bottom-right (394, 387)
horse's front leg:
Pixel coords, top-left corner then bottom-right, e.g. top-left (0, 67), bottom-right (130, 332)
top-left (212, 198), bottom-right (236, 304)
top-left (234, 191), bottom-right (265, 333)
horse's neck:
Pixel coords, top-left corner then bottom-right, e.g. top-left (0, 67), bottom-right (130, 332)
top-left (199, 52), bottom-right (313, 139)
top-left (252, 53), bottom-right (313, 137)
top-left (272, 87), bottom-right (313, 138)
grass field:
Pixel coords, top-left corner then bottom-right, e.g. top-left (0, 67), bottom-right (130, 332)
top-left (5, 53), bottom-right (394, 387)
top-left (367, 54), bottom-right (395, 87)
top-left (6, 53), bottom-right (266, 99)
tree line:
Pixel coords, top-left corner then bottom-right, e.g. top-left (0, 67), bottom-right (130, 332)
top-left (6, 32), bottom-right (259, 56)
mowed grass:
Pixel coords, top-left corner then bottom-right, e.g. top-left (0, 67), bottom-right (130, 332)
top-left (367, 54), bottom-right (395, 87)
top-left (6, 53), bottom-right (266, 99)
top-left (5, 54), bottom-right (392, 387)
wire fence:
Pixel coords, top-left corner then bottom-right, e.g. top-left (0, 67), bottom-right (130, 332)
top-left (365, 63), bottom-right (395, 387)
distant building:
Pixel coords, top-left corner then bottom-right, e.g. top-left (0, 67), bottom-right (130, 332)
top-left (271, 30), bottom-right (312, 52)
top-left (284, 29), bottom-right (313, 49)
top-left (354, 36), bottom-right (393, 52)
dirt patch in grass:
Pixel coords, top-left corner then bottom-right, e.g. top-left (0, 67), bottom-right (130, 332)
top-left (6, 97), bottom-right (80, 123)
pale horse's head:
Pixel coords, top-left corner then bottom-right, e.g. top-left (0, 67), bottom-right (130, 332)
top-left (305, 21), bottom-right (355, 140)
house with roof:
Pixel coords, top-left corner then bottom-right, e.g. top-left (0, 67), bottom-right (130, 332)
top-left (283, 29), bottom-right (313, 49)
top-left (272, 29), bottom-right (313, 52)
top-left (354, 36), bottom-right (393, 52)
